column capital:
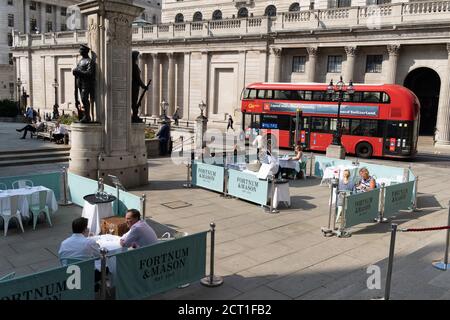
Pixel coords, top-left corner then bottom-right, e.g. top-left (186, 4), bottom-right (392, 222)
top-left (306, 46), bottom-right (318, 57)
top-left (446, 43), bottom-right (450, 54)
top-left (344, 46), bottom-right (357, 57)
top-left (387, 44), bottom-right (400, 56)
top-left (167, 52), bottom-right (174, 59)
top-left (271, 47), bottom-right (282, 57)
top-left (151, 52), bottom-right (159, 59)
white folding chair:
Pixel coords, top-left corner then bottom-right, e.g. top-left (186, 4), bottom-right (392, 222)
top-left (12, 180), bottom-right (33, 189)
top-left (0, 195), bottom-right (25, 236)
top-left (0, 183), bottom-right (7, 191)
top-left (29, 190), bottom-right (52, 230)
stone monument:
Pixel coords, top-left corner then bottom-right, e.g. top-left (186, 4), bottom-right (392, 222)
top-left (69, 0), bottom-right (148, 188)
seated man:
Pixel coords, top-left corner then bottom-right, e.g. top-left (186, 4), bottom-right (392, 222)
top-left (120, 209), bottom-right (158, 249)
top-left (355, 167), bottom-right (376, 193)
top-left (52, 121), bottom-right (67, 144)
top-left (16, 116), bottom-right (44, 139)
top-left (58, 217), bottom-right (100, 263)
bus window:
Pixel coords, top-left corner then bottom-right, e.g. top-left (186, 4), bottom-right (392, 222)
top-left (381, 92), bottom-right (390, 103)
top-left (351, 119), bottom-right (380, 136)
top-left (266, 90), bottom-right (274, 99)
top-left (241, 89), bottom-right (249, 100)
top-left (312, 91), bottom-right (327, 101)
top-left (362, 92), bottom-right (381, 103)
top-left (274, 90), bottom-right (291, 100)
top-left (304, 91), bottom-right (312, 101)
top-left (257, 90), bottom-right (266, 99)
top-left (330, 118), bottom-right (350, 134)
top-left (248, 89), bottom-right (257, 99)
top-left (311, 117), bottom-right (329, 133)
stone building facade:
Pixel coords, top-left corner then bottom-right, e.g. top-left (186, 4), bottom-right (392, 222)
top-left (11, 0), bottom-right (450, 145)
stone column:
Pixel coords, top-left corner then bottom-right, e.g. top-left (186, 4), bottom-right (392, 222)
top-left (151, 53), bottom-right (160, 117)
top-left (344, 46), bottom-right (357, 83)
top-left (144, 53), bottom-right (152, 116)
top-left (270, 47), bottom-right (282, 82)
top-left (40, 2), bottom-right (46, 33)
top-left (306, 47), bottom-right (318, 82)
top-left (436, 44), bottom-right (450, 146)
top-left (24, 0), bottom-right (30, 33)
top-left (386, 44), bottom-right (400, 84)
top-left (167, 52), bottom-right (175, 116)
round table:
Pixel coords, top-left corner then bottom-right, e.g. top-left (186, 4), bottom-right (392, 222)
top-left (82, 194), bottom-right (117, 235)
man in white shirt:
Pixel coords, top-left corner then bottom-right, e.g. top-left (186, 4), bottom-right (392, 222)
top-left (120, 209), bottom-right (158, 249)
top-left (252, 129), bottom-right (264, 161)
top-left (52, 121), bottom-right (67, 144)
top-left (58, 217), bottom-right (100, 263)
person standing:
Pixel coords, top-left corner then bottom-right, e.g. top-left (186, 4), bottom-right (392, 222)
top-left (172, 107), bottom-right (180, 126)
top-left (227, 115), bottom-right (234, 132)
top-left (156, 120), bottom-right (170, 155)
top-left (252, 129), bottom-right (264, 160)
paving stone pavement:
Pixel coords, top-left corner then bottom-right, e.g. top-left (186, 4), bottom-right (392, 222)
top-left (1, 127), bottom-right (450, 299)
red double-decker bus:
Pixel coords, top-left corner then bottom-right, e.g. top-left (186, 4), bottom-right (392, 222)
top-left (241, 82), bottom-right (420, 158)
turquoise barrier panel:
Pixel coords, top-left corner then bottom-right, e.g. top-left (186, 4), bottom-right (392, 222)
top-left (115, 232), bottom-right (207, 300)
top-left (344, 189), bottom-right (380, 228)
top-left (67, 172), bottom-right (98, 207)
top-left (0, 172), bottom-right (62, 200)
top-left (227, 169), bottom-right (269, 206)
top-left (358, 162), bottom-right (405, 183)
top-left (409, 169), bottom-right (416, 182)
top-left (192, 162), bottom-right (224, 193)
top-left (314, 156), bottom-right (336, 177)
top-left (384, 181), bottom-right (415, 218)
top-left (118, 189), bottom-right (141, 216)
top-left (0, 259), bottom-right (95, 300)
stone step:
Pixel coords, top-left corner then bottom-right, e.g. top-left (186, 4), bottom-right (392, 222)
top-left (0, 150), bottom-right (70, 162)
top-left (0, 155), bottom-right (70, 167)
top-left (0, 147), bottom-right (70, 156)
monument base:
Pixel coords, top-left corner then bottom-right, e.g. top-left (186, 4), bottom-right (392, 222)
top-left (326, 144), bottom-right (346, 159)
top-left (69, 122), bottom-right (148, 188)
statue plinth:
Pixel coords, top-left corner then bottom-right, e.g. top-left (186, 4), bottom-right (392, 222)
top-left (69, 0), bottom-right (147, 188)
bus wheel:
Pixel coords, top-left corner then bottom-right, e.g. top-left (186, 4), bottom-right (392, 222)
top-left (355, 142), bottom-right (373, 158)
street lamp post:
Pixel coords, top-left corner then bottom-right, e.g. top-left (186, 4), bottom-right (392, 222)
top-left (52, 78), bottom-right (59, 119)
top-left (16, 78), bottom-right (22, 115)
top-left (160, 100), bottom-right (169, 121)
top-left (325, 76), bottom-right (354, 159)
top-left (198, 101), bottom-right (207, 118)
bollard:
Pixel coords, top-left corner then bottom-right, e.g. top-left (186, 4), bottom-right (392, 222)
top-left (384, 224), bottom-right (398, 300)
top-left (58, 167), bottom-right (73, 206)
top-left (432, 201), bottom-right (450, 271)
top-left (100, 248), bottom-right (108, 300)
top-left (201, 222), bottom-right (224, 287)
top-left (376, 183), bottom-right (388, 223)
top-left (140, 194), bottom-right (147, 220)
top-left (265, 175), bottom-right (279, 214)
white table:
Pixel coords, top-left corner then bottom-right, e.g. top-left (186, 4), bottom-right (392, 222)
top-left (278, 158), bottom-right (300, 173)
top-left (321, 165), bottom-right (360, 186)
top-left (90, 234), bottom-right (123, 286)
top-left (0, 186), bottom-right (58, 219)
top-left (82, 201), bottom-right (114, 235)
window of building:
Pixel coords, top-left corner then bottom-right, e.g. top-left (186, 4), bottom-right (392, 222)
top-left (61, 23), bottom-right (67, 31)
top-left (30, 18), bottom-right (37, 32)
top-left (366, 54), bottom-right (383, 73)
top-left (292, 56), bottom-right (306, 73)
top-left (8, 0), bottom-right (13, 6)
top-left (46, 4), bottom-right (52, 14)
top-left (175, 13), bottom-right (184, 23)
top-left (30, 1), bottom-right (36, 10)
top-left (47, 21), bottom-right (53, 32)
top-left (9, 53), bottom-right (13, 65)
top-left (328, 0), bottom-right (351, 8)
top-left (237, 7), bottom-right (249, 18)
top-left (310, 1), bottom-right (315, 9)
top-left (152, 15), bottom-right (157, 24)
top-left (8, 33), bottom-right (13, 46)
top-left (327, 55), bottom-right (342, 73)
top-left (264, 5), bottom-right (277, 17)
top-left (61, 8), bottom-right (67, 16)
top-left (289, 3), bottom-right (300, 11)
top-left (212, 10), bottom-right (222, 20)
top-left (366, 0), bottom-right (391, 4)
top-left (8, 14), bottom-right (14, 27)
top-left (193, 11), bottom-right (203, 21)
top-left (9, 82), bottom-right (14, 96)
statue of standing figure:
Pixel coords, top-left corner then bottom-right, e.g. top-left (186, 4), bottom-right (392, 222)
top-left (73, 44), bottom-right (95, 123)
top-left (132, 51), bottom-right (150, 123)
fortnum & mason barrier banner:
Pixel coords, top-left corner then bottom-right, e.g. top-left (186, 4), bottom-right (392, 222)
top-left (344, 189), bottom-right (380, 228)
top-left (192, 162), bottom-right (224, 193)
top-left (0, 260), bottom-right (95, 300)
top-left (383, 181), bottom-right (415, 218)
top-left (227, 169), bottom-right (269, 206)
top-left (115, 232), bottom-right (207, 300)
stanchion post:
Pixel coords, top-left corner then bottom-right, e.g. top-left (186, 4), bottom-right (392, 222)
top-left (140, 194), bottom-right (146, 220)
top-left (432, 201), bottom-right (450, 271)
top-left (322, 178), bottom-right (338, 236)
top-left (412, 176), bottom-right (419, 211)
top-left (265, 175), bottom-right (279, 214)
top-left (201, 222), bottom-right (224, 287)
top-left (376, 183), bottom-right (388, 223)
top-left (100, 248), bottom-right (108, 300)
top-left (59, 166), bottom-right (72, 206)
top-left (116, 185), bottom-right (120, 216)
top-left (384, 223), bottom-right (398, 300)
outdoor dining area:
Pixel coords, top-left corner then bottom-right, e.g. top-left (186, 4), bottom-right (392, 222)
top-left (0, 179), bottom-right (58, 236)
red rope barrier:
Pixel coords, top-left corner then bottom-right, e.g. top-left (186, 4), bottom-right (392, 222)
top-left (400, 225), bottom-right (450, 232)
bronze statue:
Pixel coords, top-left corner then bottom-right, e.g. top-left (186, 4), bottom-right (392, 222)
top-left (73, 44), bottom-right (95, 123)
top-left (131, 51), bottom-right (148, 123)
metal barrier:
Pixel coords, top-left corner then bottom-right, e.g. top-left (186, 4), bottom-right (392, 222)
top-left (100, 248), bottom-right (108, 300)
top-left (201, 222), bottom-right (224, 287)
top-left (384, 223), bottom-right (398, 300)
top-left (265, 175), bottom-right (280, 214)
top-left (58, 166), bottom-right (73, 206)
top-left (140, 194), bottom-right (147, 220)
top-left (321, 178), bottom-right (339, 236)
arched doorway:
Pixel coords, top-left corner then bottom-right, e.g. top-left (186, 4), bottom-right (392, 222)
top-left (404, 67), bottom-right (440, 135)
